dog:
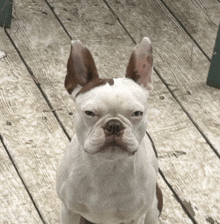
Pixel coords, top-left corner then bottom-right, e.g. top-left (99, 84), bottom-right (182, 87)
top-left (56, 37), bottom-right (163, 224)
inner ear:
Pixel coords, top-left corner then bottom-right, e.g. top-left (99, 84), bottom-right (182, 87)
top-left (125, 37), bottom-right (153, 91)
top-left (126, 51), bottom-right (139, 82)
top-left (65, 40), bottom-right (99, 95)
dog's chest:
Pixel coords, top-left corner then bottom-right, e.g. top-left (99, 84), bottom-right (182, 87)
top-left (65, 156), bottom-right (156, 222)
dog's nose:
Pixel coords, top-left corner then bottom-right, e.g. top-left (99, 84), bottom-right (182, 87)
top-left (104, 119), bottom-right (124, 135)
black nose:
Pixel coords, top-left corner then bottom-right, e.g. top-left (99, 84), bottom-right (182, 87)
top-left (104, 119), bottom-right (124, 135)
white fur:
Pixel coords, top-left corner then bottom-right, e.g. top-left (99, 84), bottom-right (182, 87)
top-left (56, 78), bottom-right (159, 224)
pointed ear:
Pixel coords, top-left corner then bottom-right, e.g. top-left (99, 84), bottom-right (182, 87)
top-left (125, 37), bottom-right (153, 91)
top-left (65, 40), bottom-right (99, 95)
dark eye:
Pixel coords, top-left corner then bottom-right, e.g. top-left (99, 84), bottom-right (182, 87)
top-left (132, 111), bottom-right (143, 117)
top-left (85, 111), bottom-right (96, 117)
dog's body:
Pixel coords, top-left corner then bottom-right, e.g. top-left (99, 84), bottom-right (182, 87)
top-left (56, 38), bottom-right (163, 224)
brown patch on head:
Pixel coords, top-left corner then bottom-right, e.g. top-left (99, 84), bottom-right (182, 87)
top-left (76, 78), bottom-right (114, 97)
top-left (156, 183), bottom-right (163, 216)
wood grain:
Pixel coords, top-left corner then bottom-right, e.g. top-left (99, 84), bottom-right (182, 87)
top-left (8, 0), bottom-right (76, 138)
top-left (0, 29), bottom-right (68, 223)
top-left (162, 0), bottom-right (220, 59)
top-left (146, 70), bottom-right (220, 223)
top-left (0, 143), bottom-right (43, 223)
top-left (157, 175), bottom-right (193, 224)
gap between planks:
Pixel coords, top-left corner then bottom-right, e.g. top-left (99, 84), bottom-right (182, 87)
top-left (103, 0), bottom-right (211, 62)
top-left (0, 134), bottom-right (46, 224)
top-left (154, 67), bottom-right (220, 159)
top-left (158, 0), bottom-right (211, 61)
top-left (4, 27), bottom-right (71, 142)
top-left (147, 132), bottom-right (197, 224)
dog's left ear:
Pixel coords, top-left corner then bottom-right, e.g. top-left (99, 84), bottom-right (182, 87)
top-left (65, 40), bottom-right (99, 96)
top-left (125, 37), bottom-right (153, 91)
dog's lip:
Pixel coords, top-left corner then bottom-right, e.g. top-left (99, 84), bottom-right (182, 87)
top-left (103, 135), bottom-right (126, 148)
top-left (84, 142), bottom-right (137, 156)
top-left (100, 137), bottom-right (138, 156)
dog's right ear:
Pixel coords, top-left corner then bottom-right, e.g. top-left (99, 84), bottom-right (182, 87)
top-left (65, 40), bottom-right (99, 97)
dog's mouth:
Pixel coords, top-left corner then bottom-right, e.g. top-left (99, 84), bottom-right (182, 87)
top-left (99, 135), bottom-right (136, 156)
top-left (84, 135), bottom-right (136, 158)
top-left (102, 135), bottom-right (126, 149)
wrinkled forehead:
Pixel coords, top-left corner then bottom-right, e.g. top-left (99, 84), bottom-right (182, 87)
top-left (75, 78), bottom-right (149, 109)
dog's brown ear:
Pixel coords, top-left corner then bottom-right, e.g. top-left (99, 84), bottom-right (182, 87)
top-left (65, 40), bottom-right (99, 95)
top-left (125, 37), bottom-right (153, 91)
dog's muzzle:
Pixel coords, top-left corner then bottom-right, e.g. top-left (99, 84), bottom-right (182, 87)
top-left (101, 119), bottom-right (134, 154)
top-left (84, 118), bottom-right (138, 156)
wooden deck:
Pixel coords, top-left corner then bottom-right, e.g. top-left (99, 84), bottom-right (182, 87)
top-left (0, 0), bottom-right (220, 223)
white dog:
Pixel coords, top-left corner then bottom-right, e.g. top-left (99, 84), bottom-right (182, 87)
top-left (56, 37), bottom-right (163, 224)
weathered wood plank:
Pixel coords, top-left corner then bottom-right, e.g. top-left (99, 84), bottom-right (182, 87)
top-left (147, 82), bottom-right (220, 223)
top-left (161, 0), bottom-right (220, 59)
top-left (105, 0), bottom-right (220, 154)
top-left (0, 28), bottom-right (68, 223)
top-left (7, 0), bottom-right (75, 138)
top-left (157, 175), bottom-right (193, 224)
top-left (104, 0), bottom-right (220, 223)
top-left (0, 142), bottom-right (43, 223)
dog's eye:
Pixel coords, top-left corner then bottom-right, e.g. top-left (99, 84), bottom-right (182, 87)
top-left (85, 111), bottom-right (96, 117)
top-left (132, 111), bottom-right (143, 117)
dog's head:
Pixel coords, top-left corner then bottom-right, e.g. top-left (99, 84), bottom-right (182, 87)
top-left (65, 38), bottom-right (153, 160)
